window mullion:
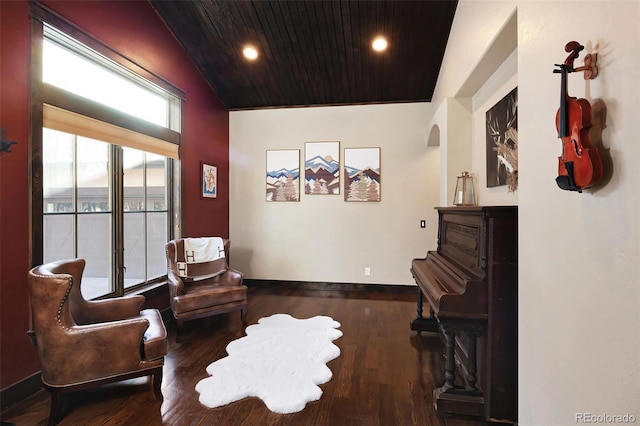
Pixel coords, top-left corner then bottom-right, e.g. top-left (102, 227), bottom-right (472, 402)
top-left (143, 153), bottom-right (148, 283)
top-left (73, 135), bottom-right (79, 259)
top-left (113, 145), bottom-right (124, 296)
top-left (167, 160), bottom-right (174, 242)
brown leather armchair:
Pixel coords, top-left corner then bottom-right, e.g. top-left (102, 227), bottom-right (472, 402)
top-left (27, 258), bottom-right (168, 426)
top-left (165, 238), bottom-right (247, 340)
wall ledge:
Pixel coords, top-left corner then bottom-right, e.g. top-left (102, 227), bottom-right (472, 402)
top-left (0, 372), bottom-right (42, 412)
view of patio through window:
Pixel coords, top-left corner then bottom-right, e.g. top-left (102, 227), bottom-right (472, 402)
top-left (42, 130), bottom-right (171, 299)
top-left (122, 148), bottom-right (169, 290)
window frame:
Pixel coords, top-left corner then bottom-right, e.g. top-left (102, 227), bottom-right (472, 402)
top-left (30, 3), bottom-right (185, 297)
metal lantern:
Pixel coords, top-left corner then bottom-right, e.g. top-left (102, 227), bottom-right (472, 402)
top-left (453, 171), bottom-right (476, 206)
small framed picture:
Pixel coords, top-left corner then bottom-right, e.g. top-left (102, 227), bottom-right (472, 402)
top-left (202, 163), bottom-right (217, 198)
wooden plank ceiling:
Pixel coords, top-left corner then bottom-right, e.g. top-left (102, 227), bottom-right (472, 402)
top-left (150, 0), bottom-right (458, 110)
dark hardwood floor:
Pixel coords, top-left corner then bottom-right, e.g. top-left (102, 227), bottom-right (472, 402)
top-left (1, 285), bottom-right (492, 425)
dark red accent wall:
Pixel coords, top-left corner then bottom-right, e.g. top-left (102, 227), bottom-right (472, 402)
top-left (0, 0), bottom-right (229, 390)
top-left (0, 0), bottom-right (36, 392)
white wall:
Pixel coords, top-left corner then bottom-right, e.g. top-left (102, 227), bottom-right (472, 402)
top-left (518, 2), bottom-right (639, 424)
top-left (229, 103), bottom-right (438, 286)
top-left (431, 2), bottom-right (517, 202)
top-left (472, 49), bottom-right (518, 206)
top-left (435, 1), bottom-right (639, 424)
top-left (432, 1), bottom-right (518, 105)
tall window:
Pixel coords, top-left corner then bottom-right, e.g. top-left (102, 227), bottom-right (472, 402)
top-left (43, 130), bottom-right (113, 299)
top-left (122, 148), bottom-right (170, 290)
top-left (37, 20), bottom-right (183, 299)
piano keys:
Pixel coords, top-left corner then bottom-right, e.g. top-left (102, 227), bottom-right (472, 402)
top-left (410, 206), bottom-right (518, 423)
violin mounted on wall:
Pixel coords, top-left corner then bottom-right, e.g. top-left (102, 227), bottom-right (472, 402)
top-left (553, 41), bottom-right (603, 192)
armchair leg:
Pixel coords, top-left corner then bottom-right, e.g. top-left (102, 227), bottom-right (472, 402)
top-left (47, 390), bottom-right (63, 426)
top-left (41, 365), bottom-right (165, 424)
top-left (240, 308), bottom-right (247, 326)
top-left (152, 367), bottom-right (164, 401)
top-left (175, 318), bottom-right (184, 342)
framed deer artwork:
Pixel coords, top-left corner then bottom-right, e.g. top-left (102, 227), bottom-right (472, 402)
top-left (485, 87), bottom-right (518, 192)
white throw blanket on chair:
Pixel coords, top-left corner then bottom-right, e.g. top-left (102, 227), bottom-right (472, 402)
top-left (177, 237), bottom-right (226, 280)
top-left (183, 237), bottom-right (225, 263)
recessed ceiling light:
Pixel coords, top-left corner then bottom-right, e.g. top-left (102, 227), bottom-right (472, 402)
top-left (372, 37), bottom-right (388, 52)
top-left (243, 46), bottom-right (258, 60)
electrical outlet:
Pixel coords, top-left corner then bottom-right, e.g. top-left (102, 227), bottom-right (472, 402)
top-left (420, 220), bottom-right (426, 228)
top-left (364, 267), bottom-right (371, 276)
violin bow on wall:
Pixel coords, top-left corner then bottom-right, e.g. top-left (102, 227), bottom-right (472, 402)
top-left (553, 41), bottom-right (603, 193)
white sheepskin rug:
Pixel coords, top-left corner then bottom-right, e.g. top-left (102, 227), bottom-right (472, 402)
top-left (195, 313), bottom-right (342, 414)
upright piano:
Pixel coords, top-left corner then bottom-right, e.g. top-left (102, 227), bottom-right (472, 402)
top-left (410, 206), bottom-right (517, 423)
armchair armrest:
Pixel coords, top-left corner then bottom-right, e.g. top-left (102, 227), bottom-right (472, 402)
top-left (40, 317), bottom-right (152, 386)
top-left (167, 270), bottom-right (185, 296)
top-left (71, 316), bottom-right (149, 342)
top-left (218, 268), bottom-right (244, 286)
top-left (83, 295), bottom-right (145, 323)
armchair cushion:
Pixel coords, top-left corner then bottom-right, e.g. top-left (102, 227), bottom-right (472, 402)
top-left (172, 277), bottom-right (247, 315)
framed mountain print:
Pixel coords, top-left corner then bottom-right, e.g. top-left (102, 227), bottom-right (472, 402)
top-left (266, 149), bottom-right (300, 202)
top-left (344, 148), bottom-right (381, 202)
top-left (304, 141), bottom-right (340, 195)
